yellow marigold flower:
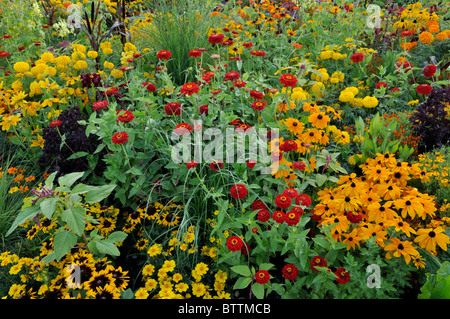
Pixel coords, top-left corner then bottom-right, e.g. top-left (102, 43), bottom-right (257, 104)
top-left (13, 62), bottom-right (30, 73)
top-left (435, 31), bottom-right (448, 40)
top-left (339, 90), bottom-right (354, 103)
top-left (111, 69), bottom-right (124, 79)
top-left (362, 96), bottom-right (378, 108)
top-left (419, 31), bottom-right (434, 44)
top-left (73, 60), bottom-right (88, 70)
top-left (320, 50), bottom-right (333, 60)
top-left (87, 51), bottom-right (98, 59)
top-left (40, 52), bottom-right (55, 63)
top-left (104, 61), bottom-right (114, 69)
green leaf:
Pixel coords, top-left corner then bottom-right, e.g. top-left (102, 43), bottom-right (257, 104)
top-left (107, 231), bottom-right (128, 244)
top-left (6, 204), bottom-right (40, 236)
top-left (251, 283), bottom-right (265, 299)
top-left (40, 197), bottom-right (58, 219)
top-left (44, 171), bottom-right (58, 188)
top-left (231, 265), bottom-right (252, 277)
top-left (85, 184), bottom-right (116, 203)
top-left (61, 206), bottom-right (86, 236)
top-left (95, 239), bottom-right (121, 256)
top-left (66, 152), bottom-right (89, 161)
top-left (71, 183), bottom-right (93, 195)
top-left (53, 230), bottom-right (78, 261)
top-left (58, 172), bottom-right (85, 188)
top-left (233, 277), bottom-right (252, 290)
top-left (315, 174), bottom-right (328, 187)
top-left (259, 263), bottom-right (275, 271)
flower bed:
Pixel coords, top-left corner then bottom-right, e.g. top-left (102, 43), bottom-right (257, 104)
top-left (0, 0), bottom-right (449, 300)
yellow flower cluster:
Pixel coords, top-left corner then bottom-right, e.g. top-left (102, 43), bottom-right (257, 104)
top-left (136, 257), bottom-right (230, 299)
top-left (314, 153), bottom-right (450, 267)
top-left (0, 248), bottom-right (129, 299)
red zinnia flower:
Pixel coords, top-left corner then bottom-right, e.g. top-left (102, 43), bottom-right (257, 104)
top-left (116, 109), bottom-right (135, 123)
top-left (229, 118), bottom-right (243, 126)
top-left (249, 90), bottom-right (264, 100)
top-left (236, 123), bottom-right (252, 133)
top-left (230, 184), bottom-right (248, 199)
top-left (145, 83), bottom-right (157, 93)
top-left (224, 71), bottom-right (240, 81)
top-left (335, 267), bottom-right (350, 284)
top-left (401, 30), bottom-right (412, 37)
top-left (280, 140), bottom-right (298, 152)
top-left (233, 80), bottom-right (247, 88)
top-left (180, 82), bottom-right (200, 96)
top-left (50, 120), bottom-right (62, 127)
top-left (226, 235), bottom-right (244, 252)
top-left (157, 50), bottom-right (172, 60)
top-left (257, 209), bottom-right (271, 222)
top-left (92, 101), bottom-right (109, 112)
top-left (275, 194), bottom-right (292, 209)
top-left (285, 210), bottom-right (301, 226)
top-left (254, 270), bottom-right (270, 284)
top-left (189, 49), bottom-right (202, 57)
top-left (272, 211), bottom-right (286, 224)
top-left (292, 161), bottom-right (306, 171)
top-left (199, 104), bottom-right (209, 115)
top-left (282, 264), bottom-right (299, 281)
top-left (376, 82), bottom-right (388, 89)
top-left (209, 160), bottom-right (224, 171)
top-left (241, 241), bottom-right (251, 255)
top-left (112, 132), bottom-right (129, 145)
top-left (251, 101), bottom-right (267, 111)
top-left (208, 33), bottom-right (224, 45)
top-left (295, 194), bottom-right (312, 207)
top-left (164, 102), bottom-right (182, 116)
top-left (416, 84), bottom-right (433, 95)
top-left (243, 42), bottom-right (253, 48)
top-left (246, 159), bottom-right (257, 169)
top-left (3, 34), bottom-right (11, 39)
top-left (18, 46), bottom-right (25, 51)
top-left (423, 64), bottom-right (437, 77)
top-left (279, 74), bottom-right (298, 87)
top-left (174, 123), bottom-right (193, 136)
top-left (310, 256), bottom-right (327, 272)
top-left (0, 51), bottom-right (10, 58)
top-left (251, 199), bottom-right (267, 211)
top-left (250, 50), bottom-right (266, 57)
top-left (186, 161), bottom-right (198, 169)
top-left (283, 188), bottom-right (298, 198)
top-left (350, 52), bottom-right (364, 63)
top-left (346, 211), bottom-right (362, 223)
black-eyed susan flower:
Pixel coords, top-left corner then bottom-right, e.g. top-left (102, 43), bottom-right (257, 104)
top-left (414, 227), bottom-right (450, 253)
top-left (384, 237), bottom-right (419, 264)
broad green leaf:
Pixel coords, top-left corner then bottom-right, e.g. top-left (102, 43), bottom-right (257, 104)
top-left (61, 206), bottom-right (86, 236)
top-left (71, 183), bottom-right (94, 195)
top-left (259, 263), bottom-right (275, 271)
top-left (107, 231), bottom-right (128, 244)
top-left (95, 239), bottom-right (121, 256)
top-left (233, 277), bottom-right (252, 290)
top-left (315, 174), bottom-right (328, 187)
top-left (6, 204), bottom-right (40, 236)
top-left (53, 230), bottom-right (78, 261)
top-left (251, 283), bottom-right (265, 299)
top-left (85, 184), bottom-right (116, 203)
top-left (40, 197), bottom-right (58, 219)
top-left (44, 171), bottom-right (58, 188)
top-left (58, 172), bottom-right (85, 188)
top-left (231, 265), bottom-right (252, 277)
